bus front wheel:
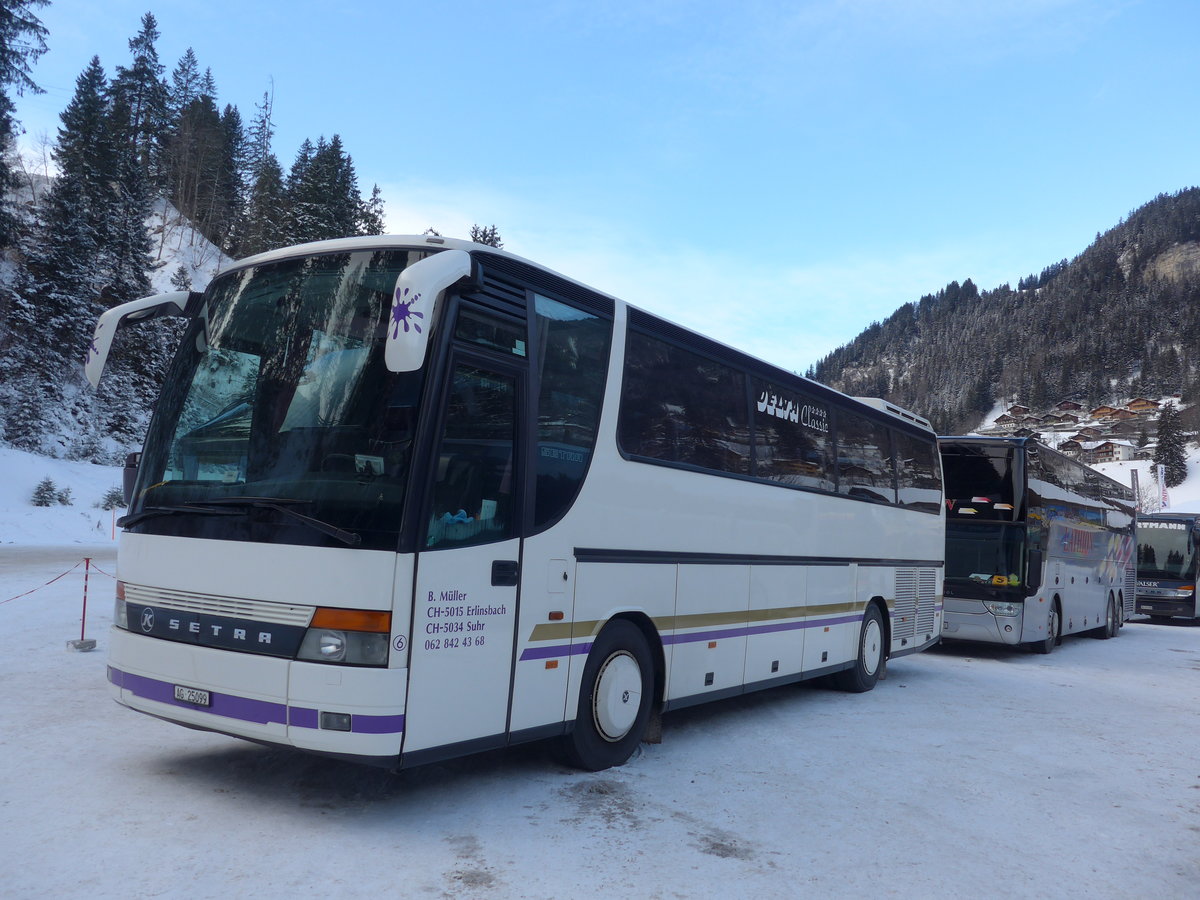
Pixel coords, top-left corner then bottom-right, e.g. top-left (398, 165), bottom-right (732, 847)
top-left (1032, 604), bottom-right (1060, 654)
top-left (833, 604), bottom-right (885, 693)
top-left (562, 619), bottom-right (654, 771)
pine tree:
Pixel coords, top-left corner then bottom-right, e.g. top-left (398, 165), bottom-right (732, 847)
top-left (358, 183), bottom-right (386, 235)
top-left (470, 224), bottom-right (503, 248)
top-left (1153, 401), bottom-right (1189, 488)
top-left (31, 476), bottom-right (57, 506)
top-left (110, 12), bottom-right (169, 185)
top-left (0, 0), bottom-right (49, 246)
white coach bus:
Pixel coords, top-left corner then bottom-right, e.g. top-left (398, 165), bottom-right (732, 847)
top-left (87, 235), bottom-right (944, 771)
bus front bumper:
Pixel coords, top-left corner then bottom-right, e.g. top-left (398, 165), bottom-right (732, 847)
top-left (107, 627), bottom-right (408, 761)
top-left (1135, 598), bottom-right (1193, 617)
top-left (941, 598), bottom-right (1023, 645)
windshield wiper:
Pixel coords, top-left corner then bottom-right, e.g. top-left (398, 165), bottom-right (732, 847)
top-left (118, 504), bottom-right (245, 528)
top-left (178, 497), bottom-right (362, 546)
top-left (119, 497), bottom-right (362, 546)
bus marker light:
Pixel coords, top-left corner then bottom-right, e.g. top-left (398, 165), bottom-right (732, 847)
top-left (549, 611), bottom-right (564, 621)
top-left (545, 660), bottom-right (559, 670)
top-left (708, 641), bottom-right (717, 649)
top-left (311, 608), bottom-right (391, 633)
top-left (320, 712), bottom-right (352, 732)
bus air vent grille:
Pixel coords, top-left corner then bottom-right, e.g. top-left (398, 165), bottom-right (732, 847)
top-left (916, 568), bottom-right (938, 632)
top-left (122, 583), bottom-right (314, 626)
top-left (893, 569), bottom-right (918, 641)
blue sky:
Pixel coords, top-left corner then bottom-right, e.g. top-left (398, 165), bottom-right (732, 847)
top-left (12, 0), bottom-right (1200, 372)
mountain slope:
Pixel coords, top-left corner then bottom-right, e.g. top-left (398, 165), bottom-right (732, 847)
top-left (811, 188), bottom-right (1200, 432)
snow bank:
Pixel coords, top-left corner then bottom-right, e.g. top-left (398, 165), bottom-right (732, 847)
top-left (0, 446), bottom-right (123, 546)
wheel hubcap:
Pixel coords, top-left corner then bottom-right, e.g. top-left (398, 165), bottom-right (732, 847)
top-left (862, 617), bottom-right (883, 676)
top-left (593, 651), bottom-right (642, 742)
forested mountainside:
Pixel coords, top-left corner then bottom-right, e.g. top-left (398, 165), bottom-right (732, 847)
top-left (810, 188), bottom-right (1200, 434)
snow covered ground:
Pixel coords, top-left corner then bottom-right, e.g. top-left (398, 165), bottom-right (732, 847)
top-left (2, 446), bottom-right (1199, 898)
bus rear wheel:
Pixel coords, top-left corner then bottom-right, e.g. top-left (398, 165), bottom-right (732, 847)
top-left (561, 619), bottom-right (654, 771)
top-left (833, 604), bottom-right (885, 693)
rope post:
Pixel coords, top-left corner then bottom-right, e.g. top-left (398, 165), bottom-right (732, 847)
top-left (69, 557), bottom-right (97, 652)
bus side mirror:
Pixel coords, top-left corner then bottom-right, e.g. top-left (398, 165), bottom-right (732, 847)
top-left (385, 250), bottom-right (473, 373)
top-left (122, 452), bottom-right (141, 508)
top-left (86, 291), bottom-right (201, 387)
top-left (1027, 550), bottom-right (1043, 592)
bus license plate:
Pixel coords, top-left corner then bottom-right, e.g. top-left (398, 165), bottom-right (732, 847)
top-left (173, 684), bottom-right (211, 707)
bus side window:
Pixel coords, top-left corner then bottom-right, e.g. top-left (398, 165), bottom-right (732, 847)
top-left (425, 365), bottom-right (518, 549)
top-left (532, 294), bottom-right (611, 528)
top-left (836, 411), bottom-right (896, 504)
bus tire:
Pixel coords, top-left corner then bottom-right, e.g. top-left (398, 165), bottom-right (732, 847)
top-left (561, 619), bottom-right (654, 771)
top-left (1032, 603), bottom-right (1059, 654)
top-left (1093, 593), bottom-right (1117, 640)
top-left (833, 604), bottom-right (885, 693)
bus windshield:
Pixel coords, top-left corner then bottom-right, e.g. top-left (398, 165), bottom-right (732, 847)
top-left (129, 249), bottom-right (429, 551)
top-left (1137, 521), bottom-right (1196, 580)
top-left (945, 522), bottom-right (1027, 588)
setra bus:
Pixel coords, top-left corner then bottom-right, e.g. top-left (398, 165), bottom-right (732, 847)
top-left (939, 436), bottom-right (1136, 653)
top-left (1135, 513), bottom-right (1200, 620)
top-left (87, 234), bottom-right (944, 771)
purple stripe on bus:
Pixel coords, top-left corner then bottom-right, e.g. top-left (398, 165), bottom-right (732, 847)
top-left (109, 667), bottom-right (405, 734)
top-left (352, 714), bottom-right (406, 735)
top-left (662, 614), bottom-right (862, 645)
top-left (519, 642), bottom-right (594, 662)
top-left (289, 706), bottom-right (318, 729)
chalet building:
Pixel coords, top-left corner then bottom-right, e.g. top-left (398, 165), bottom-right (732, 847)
top-left (1055, 400), bottom-right (1084, 412)
top-left (992, 414), bottom-right (1018, 431)
top-left (1090, 405), bottom-right (1119, 419)
top-left (1073, 426), bottom-right (1103, 439)
top-left (1089, 440), bottom-right (1137, 463)
top-left (1006, 404), bottom-right (1031, 417)
top-left (1058, 439), bottom-right (1083, 457)
top-left (1127, 398), bottom-right (1160, 415)
top-left (1110, 408), bottom-right (1138, 422)
top-left (1056, 413), bottom-right (1081, 424)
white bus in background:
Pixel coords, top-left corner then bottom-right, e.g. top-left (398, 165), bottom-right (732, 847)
top-left (939, 436), bottom-right (1136, 653)
top-left (88, 235), bottom-right (944, 772)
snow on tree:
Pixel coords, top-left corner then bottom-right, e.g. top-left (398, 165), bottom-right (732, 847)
top-left (1153, 401), bottom-right (1189, 488)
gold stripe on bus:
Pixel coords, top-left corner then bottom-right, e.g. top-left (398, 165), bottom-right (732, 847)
top-left (527, 599), bottom-right (869, 643)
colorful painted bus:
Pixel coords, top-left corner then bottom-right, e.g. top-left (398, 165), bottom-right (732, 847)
top-left (88, 235), bottom-right (944, 771)
top-left (1135, 513), bottom-right (1200, 620)
top-left (939, 436), bottom-right (1136, 653)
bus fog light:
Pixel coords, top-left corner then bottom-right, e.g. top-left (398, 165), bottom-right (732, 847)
top-left (984, 600), bottom-right (1021, 617)
top-left (320, 712), bottom-right (352, 732)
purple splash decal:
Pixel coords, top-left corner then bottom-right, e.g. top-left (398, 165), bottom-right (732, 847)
top-left (390, 286), bottom-right (424, 338)
top-left (86, 322), bottom-right (104, 366)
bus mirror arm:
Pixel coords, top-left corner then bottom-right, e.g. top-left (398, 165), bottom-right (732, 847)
top-left (85, 290), bottom-right (202, 388)
top-left (122, 452), bottom-right (141, 508)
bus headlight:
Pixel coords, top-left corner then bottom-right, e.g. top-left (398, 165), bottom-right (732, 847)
top-left (983, 600), bottom-right (1021, 617)
top-left (297, 607), bottom-right (392, 666)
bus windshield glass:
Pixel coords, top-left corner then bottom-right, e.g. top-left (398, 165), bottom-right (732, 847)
top-left (940, 443), bottom-right (1020, 521)
top-left (945, 522), bottom-right (1027, 589)
top-left (1137, 521), bottom-right (1196, 580)
top-left (129, 249), bottom-right (429, 550)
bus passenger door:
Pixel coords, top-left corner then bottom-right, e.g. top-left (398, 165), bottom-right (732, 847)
top-left (403, 361), bottom-right (523, 757)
